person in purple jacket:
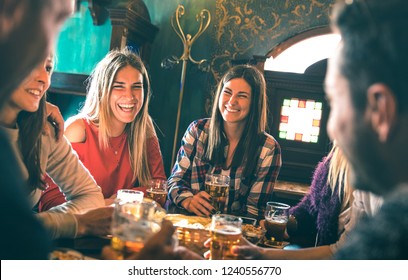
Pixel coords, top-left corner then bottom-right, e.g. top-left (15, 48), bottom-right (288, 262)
top-left (288, 144), bottom-right (351, 248)
top-left (233, 144), bottom-right (354, 259)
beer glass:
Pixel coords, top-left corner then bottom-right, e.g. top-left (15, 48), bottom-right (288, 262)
top-left (146, 179), bottom-right (168, 208)
top-left (264, 201), bottom-right (290, 244)
top-left (111, 197), bottom-right (161, 259)
top-left (205, 174), bottom-right (230, 213)
top-left (209, 214), bottom-right (242, 260)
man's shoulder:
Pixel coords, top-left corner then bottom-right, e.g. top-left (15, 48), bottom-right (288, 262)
top-left (336, 186), bottom-right (408, 259)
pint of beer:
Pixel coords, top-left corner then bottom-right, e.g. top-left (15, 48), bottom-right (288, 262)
top-left (205, 174), bottom-right (230, 213)
top-left (210, 214), bottom-right (242, 260)
top-left (146, 179), bottom-right (168, 208)
top-left (264, 201), bottom-right (290, 243)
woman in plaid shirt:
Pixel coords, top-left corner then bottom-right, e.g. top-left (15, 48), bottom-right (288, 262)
top-left (168, 65), bottom-right (282, 219)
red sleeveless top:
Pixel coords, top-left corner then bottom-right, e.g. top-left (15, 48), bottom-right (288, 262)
top-left (39, 118), bottom-right (166, 211)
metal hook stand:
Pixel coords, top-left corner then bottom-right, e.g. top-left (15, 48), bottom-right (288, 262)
top-left (161, 4), bottom-right (211, 172)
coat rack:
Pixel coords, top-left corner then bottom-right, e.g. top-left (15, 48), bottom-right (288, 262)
top-left (161, 4), bottom-right (211, 172)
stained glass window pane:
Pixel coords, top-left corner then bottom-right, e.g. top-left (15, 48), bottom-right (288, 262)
top-left (278, 98), bottom-right (323, 143)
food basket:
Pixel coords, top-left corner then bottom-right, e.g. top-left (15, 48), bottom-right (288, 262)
top-left (165, 214), bottom-right (211, 255)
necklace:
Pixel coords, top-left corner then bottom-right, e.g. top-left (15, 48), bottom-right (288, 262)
top-left (109, 133), bottom-right (127, 156)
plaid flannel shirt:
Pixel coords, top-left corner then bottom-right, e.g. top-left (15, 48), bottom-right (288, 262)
top-left (168, 118), bottom-right (282, 218)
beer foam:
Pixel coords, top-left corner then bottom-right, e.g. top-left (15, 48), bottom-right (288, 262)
top-left (265, 217), bottom-right (287, 224)
top-left (213, 225), bottom-right (241, 235)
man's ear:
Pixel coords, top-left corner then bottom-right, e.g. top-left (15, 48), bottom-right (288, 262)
top-left (366, 83), bottom-right (396, 142)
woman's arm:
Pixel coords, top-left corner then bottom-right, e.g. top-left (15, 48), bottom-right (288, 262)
top-left (234, 243), bottom-right (334, 260)
top-left (146, 136), bottom-right (166, 180)
top-left (168, 121), bottom-right (199, 206)
top-left (36, 123), bottom-right (104, 238)
top-left (43, 123), bottom-right (103, 212)
top-left (288, 159), bottom-right (331, 244)
top-left (168, 120), bottom-right (213, 216)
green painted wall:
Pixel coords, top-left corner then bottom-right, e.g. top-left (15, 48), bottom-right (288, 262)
top-left (52, 1), bottom-right (112, 120)
top-left (55, 1), bottom-right (111, 74)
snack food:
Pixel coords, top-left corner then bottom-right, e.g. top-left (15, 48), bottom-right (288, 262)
top-left (165, 214), bottom-right (211, 255)
top-left (242, 224), bottom-right (266, 245)
top-left (49, 248), bottom-right (83, 260)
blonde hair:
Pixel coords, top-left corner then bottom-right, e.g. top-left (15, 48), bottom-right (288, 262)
top-left (327, 144), bottom-right (352, 211)
top-left (81, 47), bottom-right (155, 185)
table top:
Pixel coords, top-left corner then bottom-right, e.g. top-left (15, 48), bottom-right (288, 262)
top-left (53, 236), bottom-right (110, 259)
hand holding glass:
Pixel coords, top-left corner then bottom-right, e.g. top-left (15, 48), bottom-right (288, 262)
top-left (146, 179), bottom-right (168, 208)
top-left (264, 201), bottom-right (290, 243)
top-left (209, 214), bottom-right (242, 260)
top-left (205, 174), bottom-right (230, 213)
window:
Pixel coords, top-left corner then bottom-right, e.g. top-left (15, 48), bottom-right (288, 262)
top-left (263, 30), bottom-right (337, 183)
top-left (264, 34), bottom-right (341, 74)
top-left (279, 98), bottom-right (322, 143)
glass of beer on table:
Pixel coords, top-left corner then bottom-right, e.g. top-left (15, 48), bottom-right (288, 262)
top-left (205, 174), bottom-right (230, 213)
top-left (111, 190), bottom-right (161, 259)
top-left (209, 214), bottom-right (242, 260)
top-left (146, 179), bottom-right (168, 208)
top-left (264, 201), bottom-right (290, 244)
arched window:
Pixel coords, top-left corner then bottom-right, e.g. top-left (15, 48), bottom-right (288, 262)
top-left (264, 27), bottom-right (340, 74)
top-left (264, 27), bottom-right (338, 183)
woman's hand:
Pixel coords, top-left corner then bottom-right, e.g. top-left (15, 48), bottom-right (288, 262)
top-left (44, 102), bottom-right (64, 141)
top-left (181, 191), bottom-right (214, 217)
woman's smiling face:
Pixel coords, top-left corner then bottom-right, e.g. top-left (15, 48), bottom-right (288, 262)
top-left (109, 65), bottom-right (144, 129)
top-left (8, 55), bottom-right (54, 113)
top-left (218, 78), bottom-right (252, 125)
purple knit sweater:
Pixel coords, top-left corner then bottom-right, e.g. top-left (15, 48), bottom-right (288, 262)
top-left (289, 156), bottom-right (342, 246)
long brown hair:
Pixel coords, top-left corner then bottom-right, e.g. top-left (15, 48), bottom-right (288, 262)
top-left (18, 97), bottom-right (47, 192)
top-left (205, 65), bottom-right (268, 178)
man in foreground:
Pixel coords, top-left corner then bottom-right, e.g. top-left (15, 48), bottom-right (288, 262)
top-left (325, 0), bottom-right (408, 259)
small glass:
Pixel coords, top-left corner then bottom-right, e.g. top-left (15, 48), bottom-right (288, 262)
top-left (205, 174), bottom-right (230, 213)
top-left (146, 179), bottom-right (168, 208)
top-left (264, 201), bottom-right (290, 244)
top-left (209, 214), bottom-right (242, 260)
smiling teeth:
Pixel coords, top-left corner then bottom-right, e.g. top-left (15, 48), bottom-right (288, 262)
top-left (119, 104), bottom-right (135, 109)
top-left (27, 89), bottom-right (41, 96)
top-left (226, 107), bottom-right (238, 112)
